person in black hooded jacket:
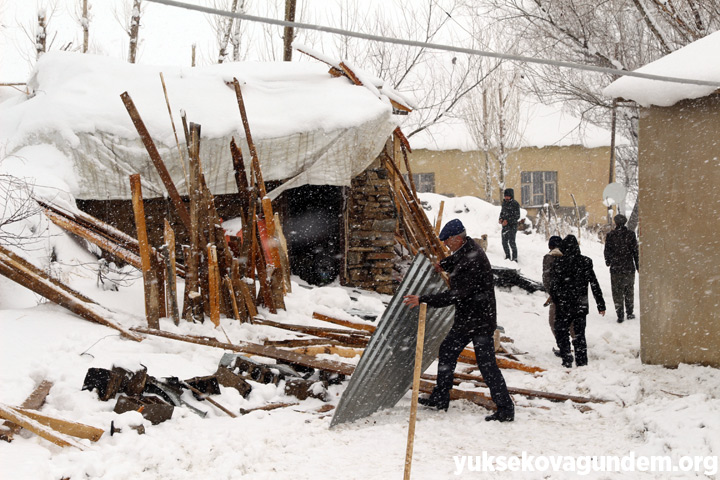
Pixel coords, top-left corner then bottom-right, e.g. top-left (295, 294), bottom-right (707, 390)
top-left (604, 214), bottom-right (639, 323)
top-left (549, 235), bottom-right (606, 367)
top-left (498, 188), bottom-right (520, 261)
top-left (403, 219), bottom-right (514, 422)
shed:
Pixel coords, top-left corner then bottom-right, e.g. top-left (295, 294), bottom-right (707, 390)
top-left (604, 31), bottom-right (720, 368)
top-left (1, 51), bottom-right (403, 290)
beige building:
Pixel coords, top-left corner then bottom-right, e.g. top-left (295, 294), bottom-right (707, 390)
top-left (404, 111), bottom-right (615, 226)
top-left (605, 32), bottom-right (720, 368)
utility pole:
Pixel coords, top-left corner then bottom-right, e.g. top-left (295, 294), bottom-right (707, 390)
top-left (608, 100), bottom-right (617, 224)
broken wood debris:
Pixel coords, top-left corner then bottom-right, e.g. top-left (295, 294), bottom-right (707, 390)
top-left (0, 380), bottom-right (53, 443)
top-left (0, 244), bottom-right (142, 341)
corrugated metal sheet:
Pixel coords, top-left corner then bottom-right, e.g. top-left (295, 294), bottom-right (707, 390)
top-left (330, 254), bottom-right (454, 427)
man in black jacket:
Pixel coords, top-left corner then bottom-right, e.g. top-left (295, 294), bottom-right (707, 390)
top-left (604, 214), bottom-right (639, 323)
top-left (403, 219), bottom-right (514, 422)
top-left (498, 188), bottom-right (520, 261)
top-left (549, 235), bottom-right (606, 368)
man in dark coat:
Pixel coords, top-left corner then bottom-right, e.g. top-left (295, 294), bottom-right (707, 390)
top-left (498, 188), bottom-right (520, 261)
top-left (549, 235), bottom-right (606, 368)
top-left (403, 219), bottom-right (514, 422)
top-left (604, 214), bottom-right (639, 323)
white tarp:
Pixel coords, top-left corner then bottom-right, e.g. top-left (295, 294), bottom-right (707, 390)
top-left (0, 52), bottom-right (398, 200)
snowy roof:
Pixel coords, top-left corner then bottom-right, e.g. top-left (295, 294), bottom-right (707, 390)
top-left (603, 31), bottom-right (720, 107)
top-left (0, 51), bottom-right (397, 200)
top-left (409, 98), bottom-right (616, 151)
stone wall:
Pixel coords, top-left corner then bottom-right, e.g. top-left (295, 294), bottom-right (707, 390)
top-left (344, 158), bottom-right (399, 295)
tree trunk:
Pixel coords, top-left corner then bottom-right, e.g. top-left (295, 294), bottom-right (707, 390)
top-left (283, 0), bottom-right (297, 61)
top-left (128, 0), bottom-right (141, 63)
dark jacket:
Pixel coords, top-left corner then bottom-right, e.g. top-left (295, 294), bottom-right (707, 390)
top-left (499, 189), bottom-right (520, 228)
top-left (550, 236), bottom-right (606, 316)
top-left (419, 238), bottom-right (496, 336)
top-left (542, 247), bottom-right (563, 293)
top-left (604, 226), bottom-right (639, 274)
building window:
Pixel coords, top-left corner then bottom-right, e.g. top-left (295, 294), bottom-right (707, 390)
top-left (520, 171), bottom-right (557, 206)
top-left (403, 173), bottom-right (435, 193)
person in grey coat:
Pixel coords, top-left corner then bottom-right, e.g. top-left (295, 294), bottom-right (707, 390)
top-left (604, 214), bottom-right (640, 323)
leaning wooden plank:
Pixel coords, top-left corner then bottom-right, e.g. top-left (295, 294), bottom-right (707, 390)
top-left (456, 348), bottom-right (545, 374)
top-left (232, 78), bottom-right (267, 199)
top-left (130, 174), bottom-right (161, 329)
top-left (207, 244), bottom-right (220, 327)
top-left (43, 208), bottom-right (143, 269)
top-left (273, 213), bottom-right (292, 293)
top-left (163, 221), bottom-right (180, 325)
top-left (0, 403), bottom-right (86, 449)
top-left (0, 252), bottom-right (142, 341)
top-left (0, 380), bottom-right (53, 443)
top-left (9, 406), bottom-right (104, 442)
top-left (230, 137), bottom-right (250, 217)
top-left (312, 312), bottom-right (376, 333)
top-left (120, 91), bottom-right (191, 230)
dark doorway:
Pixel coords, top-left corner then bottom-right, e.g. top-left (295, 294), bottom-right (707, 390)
top-left (282, 185), bottom-right (344, 286)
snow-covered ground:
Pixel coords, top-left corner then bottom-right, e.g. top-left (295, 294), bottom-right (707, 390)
top-left (1, 191), bottom-right (718, 480)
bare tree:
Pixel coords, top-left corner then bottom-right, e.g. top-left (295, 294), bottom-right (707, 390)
top-left (80, 0), bottom-right (90, 53)
top-left (478, 0), bottom-right (720, 214)
top-left (0, 173), bottom-right (43, 249)
top-left (209, 0), bottom-right (247, 63)
top-left (127, 0), bottom-right (142, 63)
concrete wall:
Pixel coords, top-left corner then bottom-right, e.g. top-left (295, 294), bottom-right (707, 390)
top-left (638, 94), bottom-right (720, 368)
top-left (406, 145), bottom-right (611, 225)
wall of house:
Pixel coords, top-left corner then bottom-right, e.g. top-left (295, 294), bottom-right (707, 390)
top-left (638, 94), bottom-right (720, 368)
top-left (407, 145), bottom-right (612, 225)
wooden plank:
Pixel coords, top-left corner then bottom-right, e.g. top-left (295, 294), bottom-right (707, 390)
top-left (289, 346), bottom-right (363, 359)
top-left (273, 213), bottom-right (292, 293)
top-left (207, 244), bottom-right (220, 327)
top-left (130, 174), bottom-right (160, 329)
top-left (312, 312), bottom-right (376, 333)
top-left (0, 380), bottom-right (53, 442)
top-left (231, 258), bottom-right (255, 320)
top-left (230, 137), bottom-right (250, 217)
top-left (434, 201), bottom-right (445, 236)
top-left (163, 220), bottom-right (180, 325)
top-left (252, 318), bottom-right (369, 346)
top-left (120, 91), bottom-right (191, 230)
top-left (10, 407), bottom-right (104, 442)
top-left (0, 403), bottom-right (85, 449)
top-left (232, 78), bottom-right (267, 198)
top-left (223, 275), bottom-right (241, 321)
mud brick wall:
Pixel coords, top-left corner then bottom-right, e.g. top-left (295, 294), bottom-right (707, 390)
top-left (344, 160), bottom-right (399, 295)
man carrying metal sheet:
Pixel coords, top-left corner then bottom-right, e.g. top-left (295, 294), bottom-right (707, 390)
top-left (403, 219), bottom-right (515, 422)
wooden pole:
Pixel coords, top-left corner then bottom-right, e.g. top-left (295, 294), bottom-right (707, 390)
top-left (207, 244), bottom-right (220, 327)
top-left (232, 78), bottom-right (267, 198)
top-left (434, 201), bottom-right (445, 235)
top-left (130, 174), bottom-right (161, 329)
top-left (163, 220), bottom-right (180, 325)
top-left (404, 303), bottom-right (426, 480)
top-left (120, 91), bottom-right (191, 230)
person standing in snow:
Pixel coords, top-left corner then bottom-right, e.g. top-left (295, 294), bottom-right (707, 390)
top-left (603, 214), bottom-right (639, 323)
top-left (403, 219), bottom-right (514, 422)
top-left (549, 235), bottom-right (606, 368)
top-left (542, 235), bottom-right (574, 354)
top-left (498, 188), bottom-right (520, 262)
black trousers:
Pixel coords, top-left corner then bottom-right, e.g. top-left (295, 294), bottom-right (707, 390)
top-left (430, 324), bottom-right (514, 413)
top-left (501, 225), bottom-right (518, 260)
top-left (554, 309), bottom-right (588, 366)
top-left (610, 272), bottom-right (635, 319)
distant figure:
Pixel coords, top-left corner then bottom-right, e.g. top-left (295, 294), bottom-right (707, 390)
top-left (604, 214), bottom-right (639, 323)
top-left (498, 188), bottom-right (520, 262)
top-left (403, 219), bottom-right (514, 422)
top-left (549, 235), bottom-right (606, 368)
top-left (542, 235), bottom-right (574, 355)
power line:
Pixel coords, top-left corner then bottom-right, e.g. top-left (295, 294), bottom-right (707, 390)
top-left (146, 0), bottom-right (720, 89)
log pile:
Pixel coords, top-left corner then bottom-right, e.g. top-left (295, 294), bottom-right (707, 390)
top-left (115, 84), bottom-right (291, 328)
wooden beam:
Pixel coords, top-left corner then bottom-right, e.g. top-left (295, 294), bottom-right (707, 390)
top-left (0, 403), bottom-right (86, 449)
top-left (312, 312), bottom-right (376, 333)
top-left (130, 174), bottom-right (160, 329)
top-left (207, 244), bottom-right (220, 327)
top-left (120, 92), bottom-right (191, 230)
top-left (0, 380), bottom-right (53, 442)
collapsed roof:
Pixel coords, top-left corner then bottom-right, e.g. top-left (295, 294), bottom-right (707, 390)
top-left (1, 51), bottom-right (399, 200)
